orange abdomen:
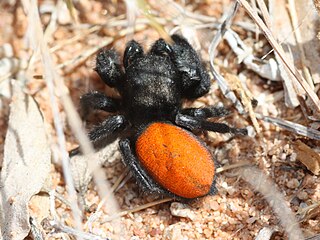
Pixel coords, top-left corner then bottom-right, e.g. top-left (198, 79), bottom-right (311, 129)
top-left (135, 122), bottom-right (215, 199)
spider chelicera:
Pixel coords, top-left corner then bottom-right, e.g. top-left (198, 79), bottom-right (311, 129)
top-left (74, 34), bottom-right (247, 200)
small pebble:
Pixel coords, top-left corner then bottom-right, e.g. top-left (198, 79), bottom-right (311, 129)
top-left (170, 202), bottom-right (196, 220)
top-left (297, 191), bottom-right (308, 201)
top-left (286, 179), bottom-right (300, 189)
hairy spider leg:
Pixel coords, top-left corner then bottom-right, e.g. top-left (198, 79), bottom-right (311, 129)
top-left (70, 115), bottom-right (127, 157)
top-left (79, 91), bottom-right (120, 119)
top-left (171, 34), bottom-right (211, 98)
top-left (119, 138), bottom-right (166, 194)
top-left (175, 113), bottom-right (248, 135)
top-left (180, 106), bottom-right (231, 119)
top-left (95, 49), bottom-right (124, 89)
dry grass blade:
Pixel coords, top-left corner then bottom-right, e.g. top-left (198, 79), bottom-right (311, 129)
top-left (209, 2), bottom-right (246, 114)
top-left (287, 0), bottom-right (314, 89)
top-left (51, 25), bottom-right (101, 53)
top-left (47, 189), bottom-right (109, 239)
top-left (224, 73), bottom-right (260, 133)
top-left (56, 22), bottom-right (149, 76)
top-left (297, 201), bottom-right (320, 222)
top-left (57, 38), bottom-right (113, 73)
top-left (274, 48), bottom-right (300, 108)
top-left (210, 66), bottom-right (245, 113)
top-left (24, 0), bottom-right (122, 237)
top-left (24, 0), bottom-right (83, 231)
top-left (257, 114), bottom-right (320, 140)
top-left (255, 0), bottom-right (271, 28)
top-left (305, 234), bottom-right (320, 240)
top-left (84, 167), bottom-right (129, 231)
top-left (255, 0), bottom-right (300, 108)
top-left (50, 221), bottom-right (109, 240)
top-left (133, 0), bottom-right (171, 42)
top-left (255, 227), bottom-right (277, 240)
top-left (209, 2), bottom-right (239, 58)
top-left (237, 0), bottom-right (320, 115)
top-left (98, 167), bottom-right (130, 208)
top-left (29, 217), bottom-right (44, 240)
top-left (150, 0), bottom-right (219, 39)
top-left (41, 186), bottom-right (72, 208)
top-left (0, 59), bottom-right (21, 83)
top-left (84, 168), bottom-right (130, 232)
top-left (238, 166), bottom-right (304, 240)
top-left (101, 198), bottom-right (173, 223)
top-left (63, 0), bottom-right (79, 23)
top-left (216, 161), bottom-right (252, 173)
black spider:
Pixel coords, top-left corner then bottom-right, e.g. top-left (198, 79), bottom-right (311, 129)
top-left (73, 34), bottom-right (247, 200)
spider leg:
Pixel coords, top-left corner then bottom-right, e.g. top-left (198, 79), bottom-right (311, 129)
top-left (171, 34), bottom-right (210, 98)
top-left (70, 115), bottom-right (127, 156)
top-left (175, 113), bottom-right (247, 135)
top-left (180, 106), bottom-right (230, 119)
top-left (123, 40), bottom-right (144, 69)
top-left (119, 138), bottom-right (166, 194)
top-left (88, 115), bottom-right (127, 143)
top-left (95, 49), bottom-right (124, 89)
top-left (79, 91), bottom-right (120, 119)
top-left (150, 38), bottom-right (173, 56)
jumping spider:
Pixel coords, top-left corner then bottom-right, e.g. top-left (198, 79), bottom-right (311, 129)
top-left (74, 34), bottom-right (247, 200)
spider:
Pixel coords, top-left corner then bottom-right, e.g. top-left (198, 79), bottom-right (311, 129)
top-left (74, 34), bottom-right (247, 200)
